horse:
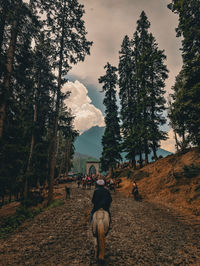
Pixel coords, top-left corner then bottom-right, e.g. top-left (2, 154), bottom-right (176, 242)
top-left (91, 209), bottom-right (110, 263)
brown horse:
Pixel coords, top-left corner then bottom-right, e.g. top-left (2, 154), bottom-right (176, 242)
top-left (91, 209), bottom-right (110, 263)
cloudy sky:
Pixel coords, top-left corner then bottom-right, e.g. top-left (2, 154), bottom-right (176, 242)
top-left (62, 0), bottom-right (183, 152)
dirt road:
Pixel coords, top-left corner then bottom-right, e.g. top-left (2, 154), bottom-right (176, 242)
top-left (0, 183), bottom-right (200, 265)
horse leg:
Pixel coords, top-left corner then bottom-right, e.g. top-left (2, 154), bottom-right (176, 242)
top-left (97, 221), bottom-right (105, 262)
top-left (94, 237), bottom-right (98, 259)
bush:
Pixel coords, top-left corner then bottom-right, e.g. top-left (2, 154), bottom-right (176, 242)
top-left (183, 164), bottom-right (200, 178)
top-left (22, 191), bottom-right (44, 208)
top-left (45, 199), bottom-right (64, 210)
top-left (0, 206), bottom-right (42, 239)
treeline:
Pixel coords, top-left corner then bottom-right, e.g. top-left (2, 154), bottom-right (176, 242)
top-left (100, 1), bottom-right (200, 174)
top-left (168, 0), bottom-right (200, 150)
top-left (0, 0), bottom-right (92, 205)
top-left (99, 11), bottom-right (168, 173)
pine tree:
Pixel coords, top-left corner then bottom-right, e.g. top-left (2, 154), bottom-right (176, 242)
top-left (99, 63), bottom-right (121, 176)
top-left (147, 33), bottom-right (168, 159)
top-left (168, 70), bottom-right (188, 151)
top-left (119, 11), bottom-right (168, 166)
top-left (0, 0), bottom-right (40, 138)
top-left (168, 0), bottom-right (200, 146)
top-left (44, 0), bottom-right (92, 204)
top-left (118, 34), bottom-right (138, 168)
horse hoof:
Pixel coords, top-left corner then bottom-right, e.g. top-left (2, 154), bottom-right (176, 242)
top-left (98, 259), bottom-right (105, 265)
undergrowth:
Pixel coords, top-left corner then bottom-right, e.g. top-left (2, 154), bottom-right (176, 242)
top-left (0, 199), bottom-right (63, 239)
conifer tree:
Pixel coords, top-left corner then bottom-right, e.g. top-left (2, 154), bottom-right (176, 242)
top-left (168, 0), bottom-right (200, 146)
top-left (147, 33), bottom-right (168, 159)
top-left (99, 63), bottom-right (121, 176)
top-left (0, 0), bottom-right (40, 138)
top-left (44, 0), bottom-right (92, 203)
top-left (119, 11), bottom-right (168, 166)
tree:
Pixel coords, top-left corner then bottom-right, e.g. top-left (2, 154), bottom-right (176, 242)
top-left (118, 11), bottom-right (168, 166)
top-left (57, 105), bottom-right (79, 179)
top-left (168, 0), bottom-right (200, 146)
top-left (168, 69), bottom-right (189, 151)
top-left (99, 63), bottom-right (121, 176)
top-left (44, 0), bottom-right (92, 204)
top-left (146, 33), bottom-right (168, 159)
top-left (0, 0), bottom-right (40, 138)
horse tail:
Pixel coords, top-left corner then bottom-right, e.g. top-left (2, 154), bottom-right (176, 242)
top-left (97, 220), bottom-right (105, 261)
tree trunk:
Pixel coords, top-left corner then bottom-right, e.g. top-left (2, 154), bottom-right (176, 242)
top-left (174, 130), bottom-right (180, 151)
top-left (64, 138), bottom-right (71, 177)
top-left (139, 150), bottom-right (143, 169)
top-left (152, 143), bottom-right (158, 160)
top-left (0, 18), bottom-right (18, 138)
top-left (48, 95), bottom-right (59, 204)
top-left (24, 104), bottom-right (37, 200)
top-left (144, 142), bottom-right (149, 165)
top-left (0, 0), bottom-right (7, 56)
top-left (48, 1), bottom-right (66, 205)
top-left (109, 165), bottom-right (113, 178)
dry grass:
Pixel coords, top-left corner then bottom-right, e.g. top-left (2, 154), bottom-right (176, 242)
top-left (118, 148), bottom-right (200, 220)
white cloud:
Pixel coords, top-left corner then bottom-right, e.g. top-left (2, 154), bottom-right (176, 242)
top-left (160, 128), bottom-right (176, 153)
top-left (62, 80), bottom-right (105, 133)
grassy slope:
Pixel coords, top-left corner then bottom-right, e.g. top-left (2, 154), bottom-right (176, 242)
top-left (117, 148), bottom-right (200, 219)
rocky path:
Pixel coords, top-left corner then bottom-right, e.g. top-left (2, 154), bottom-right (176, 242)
top-left (1, 183), bottom-right (200, 265)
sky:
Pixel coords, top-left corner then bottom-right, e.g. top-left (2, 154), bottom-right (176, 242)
top-left (62, 0), bottom-right (183, 153)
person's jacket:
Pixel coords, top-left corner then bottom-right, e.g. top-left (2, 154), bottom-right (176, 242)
top-left (92, 186), bottom-right (112, 212)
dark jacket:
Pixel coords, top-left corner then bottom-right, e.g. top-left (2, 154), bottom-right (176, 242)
top-left (92, 186), bottom-right (112, 212)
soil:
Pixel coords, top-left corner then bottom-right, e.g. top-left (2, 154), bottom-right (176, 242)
top-left (1, 182), bottom-right (200, 266)
top-left (121, 148), bottom-right (200, 218)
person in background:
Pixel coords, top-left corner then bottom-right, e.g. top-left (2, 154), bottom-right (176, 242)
top-left (132, 181), bottom-right (139, 200)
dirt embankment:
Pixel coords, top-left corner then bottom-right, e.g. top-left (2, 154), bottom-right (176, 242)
top-left (118, 148), bottom-right (200, 219)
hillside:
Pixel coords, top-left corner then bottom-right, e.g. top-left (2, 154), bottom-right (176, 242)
top-left (74, 125), bottom-right (172, 159)
top-left (118, 148), bottom-right (200, 219)
top-left (74, 126), bottom-right (105, 159)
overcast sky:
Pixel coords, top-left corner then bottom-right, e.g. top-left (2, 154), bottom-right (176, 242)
top-left (62, 0), bottom-right (183, 152)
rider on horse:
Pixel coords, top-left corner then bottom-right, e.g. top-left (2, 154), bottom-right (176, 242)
top-left (90, 179), bottom-right (112, 225)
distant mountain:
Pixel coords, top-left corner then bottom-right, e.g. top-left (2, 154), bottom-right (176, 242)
top-left (74, 126), bottom-right (172, 160)
top-left (74, 126), bottom-right (105, 159)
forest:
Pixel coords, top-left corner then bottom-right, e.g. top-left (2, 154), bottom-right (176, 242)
top-left (0, 0), bottom-right (200, 208)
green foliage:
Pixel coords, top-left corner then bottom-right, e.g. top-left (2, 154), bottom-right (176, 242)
top-left (44, 199), bottom-right (64, 210)
top-left (168, 0), bottom-right (200, 147)
top-left (21, 191), bottom-right (44, 208)
top-left (0, 199), bottom-right (63, 239)
top-left (0, 0), bottom-right (92, 204)
top-left (118, 11), bottom-right (168, 165)
top-left (0, 206), bottom-right (42, 239)
top-left (183, 164), bottom-right (200, 178)
top-left (99, 63), bottom-right (122, 172)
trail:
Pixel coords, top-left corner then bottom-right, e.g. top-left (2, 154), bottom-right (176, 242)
top-left (0, 183), bottom-right (200, 265)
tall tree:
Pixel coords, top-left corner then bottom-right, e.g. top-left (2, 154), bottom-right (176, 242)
top-left (168, 0), bottom-right (200, 146)
top-left (0, 0), bottom-right (40, 138)
top-left (45, 0), bottom-right (92, 203)
top-left (146, 33), bottom-right (168, 159)
top-left (119, 11), bottom-right (168, 166)
top-left (99, 63), bottom-right (121, 176)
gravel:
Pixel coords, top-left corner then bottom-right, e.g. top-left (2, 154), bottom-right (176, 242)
top-left (0, 183), bottom-right (200, 265)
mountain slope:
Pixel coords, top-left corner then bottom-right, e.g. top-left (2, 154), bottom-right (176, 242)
top-left (74, 126), bottom-right (105, 159)
top-left (118, 147), bottom-right (200, 218)
top-left (74, 126), bottom-right (172, 159)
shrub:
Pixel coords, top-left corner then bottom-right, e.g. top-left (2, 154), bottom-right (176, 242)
top-left (183, 164), bottom-right (200, 178)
